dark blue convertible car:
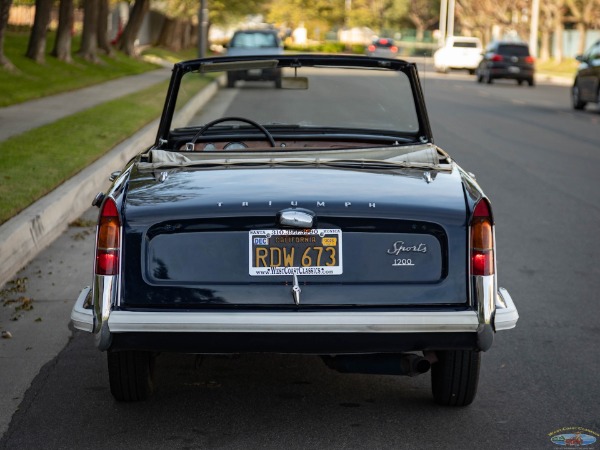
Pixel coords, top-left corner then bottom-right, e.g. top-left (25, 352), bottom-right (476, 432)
top-left (71, 54), bottom-right (518, 406)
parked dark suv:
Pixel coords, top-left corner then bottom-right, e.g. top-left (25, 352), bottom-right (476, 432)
top-left (225, 29), bottom-right (284, 88)
top-left (572, 40), bottom-right (600, 111)
top-left (476, 41), bottom-right (535, 86)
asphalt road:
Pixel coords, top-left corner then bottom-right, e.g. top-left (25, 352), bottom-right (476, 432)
top-left (1, 67), bottom-right (599, 449)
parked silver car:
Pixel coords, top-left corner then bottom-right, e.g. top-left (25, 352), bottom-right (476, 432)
top-left (225, 29), bottom-right (284, 88)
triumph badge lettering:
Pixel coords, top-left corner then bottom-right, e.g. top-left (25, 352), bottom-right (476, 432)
top-left (249, 229), bottom-right (343, 276)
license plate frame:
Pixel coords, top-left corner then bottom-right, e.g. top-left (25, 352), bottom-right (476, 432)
top-left (249, 229), bottom-right (343, 276)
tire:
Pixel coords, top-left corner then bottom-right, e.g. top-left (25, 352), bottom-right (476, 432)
top-left (484, 70), bottom-right (493, 84)
top-left (527, 77), bottom-right (535, 87)
top-left (226, 73), bottom-right (236, 88)
top-left (431, 350), bottom-right (480, 407)
top-left (476, 70), bottom-right (483, 83)
top-left (108, 350), bottom-right (156, 402)
top-left (468, 69), bottom-right (475, 75)
top-left (517, 79), bottom-right (523, 86)
top-left (275, 76), bottom-right (282, 89)
top-left (572, 84), bottom-right (586, 110)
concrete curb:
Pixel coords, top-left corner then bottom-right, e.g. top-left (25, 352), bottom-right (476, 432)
top-left (0, 78), bottom-right (221, 289)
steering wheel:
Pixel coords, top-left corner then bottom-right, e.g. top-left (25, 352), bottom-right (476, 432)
top-left (186, 116), bottom-right (276, 149)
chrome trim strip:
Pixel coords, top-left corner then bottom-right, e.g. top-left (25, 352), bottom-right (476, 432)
top-left (71, 286), bottom-right (94, 332)
top-left (107, 310), bottom-right (480, 333)
top-left (495, 287), bottom-right (519, 331)
top-left (92, 274), bottom-right (119, 333)
top-left (473, 275), bottom-right (496, 327)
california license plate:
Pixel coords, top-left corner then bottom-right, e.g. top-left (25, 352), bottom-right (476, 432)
top-left (508, 66), bottom-right (520, 73)
top-left (249, 229), bottom-right (342, 276)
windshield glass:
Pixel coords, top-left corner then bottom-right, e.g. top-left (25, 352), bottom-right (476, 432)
top-left (230, 31), bottom-right (279, 48)
top-left (176, 65), bottom-right (420, 135)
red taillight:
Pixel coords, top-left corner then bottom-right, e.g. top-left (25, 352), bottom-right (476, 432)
top-left (96, 198), bottom-right (120, 276)
top-left (368, 45), bottom-right (376, 52)
top-left (490, 54), bottom-right (503, 62)
top-left (390, 46), bottom-right (398, 53)
top-left (470, 199), bottom-right (494, 276)
top-left (524, 55), bottom-right (534, 64)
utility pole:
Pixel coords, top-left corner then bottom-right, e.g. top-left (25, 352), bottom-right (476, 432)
top-left (447, 0), bottom-right (455, 39)
top-left (529, 0), bottom-right (540, 57)
top-left (439, 0), bottom-right (447, 46)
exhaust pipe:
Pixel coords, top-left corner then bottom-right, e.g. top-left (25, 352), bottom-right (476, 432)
top-left (322, 353), bottom-right (431, 377)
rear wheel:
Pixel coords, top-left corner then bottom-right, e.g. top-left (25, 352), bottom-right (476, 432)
top-left (431, 350), bottom-right (480, 407)
top-left (226, 73), bottom-right (236, 88)
top-left (108, 350), bottom-right (156, 402)
top-left (572, 84), bottom-right (586, 110)
top-left (484, 70), bottom-right (493, 84)
top-left (527, 77), bottom-right (535, 87)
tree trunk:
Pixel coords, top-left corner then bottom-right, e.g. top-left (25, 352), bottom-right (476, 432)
top-left (78, 0), bottom-right (99, 62)
top-left (415, 26), bottom-right (424, 42)
top-left (97, 0), bottom-right (113, 55)
top-left (118, 0), bottom-right (149, 56)
top-left (51, 0), bottom-right (74, 62)
top-left (0, 0), bottom-right (14, 69)
top-left (25, 0), bottom-right (53, 63)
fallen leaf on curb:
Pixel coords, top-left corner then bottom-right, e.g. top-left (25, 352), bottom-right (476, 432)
top-left (1, 331), bottom-right (12, 339)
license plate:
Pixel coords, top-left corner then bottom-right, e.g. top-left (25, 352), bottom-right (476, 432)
top-left (249, 229), bottom-right (342, 276)
top-left (508, 66), bottom-right (520, 73)
top-left (248, 69), bottom-right (262, 76)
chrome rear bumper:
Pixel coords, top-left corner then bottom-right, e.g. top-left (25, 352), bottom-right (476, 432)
top-left (71, 285), bottom-right (518, 335)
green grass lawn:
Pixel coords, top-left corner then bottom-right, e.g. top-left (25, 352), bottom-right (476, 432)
top-left (0, 32), bottom-right (216, 225)
top-left (536, 58), bottom-right (578, 79)
top-left (0, 32), bottom-right (160, 107)
top-left (0, 65), bottom-right (215, 225)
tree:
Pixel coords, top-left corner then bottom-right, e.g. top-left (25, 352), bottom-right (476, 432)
top-left (78, 0), bottom-right (99, 61)
top-left (0, 0), bottom-right (13, 69)
top-left (52, 0), bottom-right (74, 62)
top-left (267, 0), bottom-right (344, 40)
top-left (118, 0), bottom-right (150, 56)
top-left (25, 0), bottom-right (53, 63)
top-left (154, 0), bottom-right (198, 51)
top-left (565, 0), bottom-right (600, 54)
top-left (97, 0), bottom-right (113, 55)
top-left (407, 0), bottom-right (439, 42)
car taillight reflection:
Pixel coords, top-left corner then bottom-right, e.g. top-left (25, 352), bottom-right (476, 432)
top-left (390, 46), bottom-right (398, 53)
top-left (96, 198), bottom-right (120, 276)
top-left (368, 45), bottom-right (376, 52)
top-left (470, 199), bottom-right (494, 276)
top-left (524, 56), bottom-right (535, 64)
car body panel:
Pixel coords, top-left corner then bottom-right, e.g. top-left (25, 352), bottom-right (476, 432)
top-left (71, 54), bottom-right (518, 404)
top-left (225, 29), bottom-right (283, 87)
top-left (433, 36), bottom-right (482, 72)
top-left (476, 41), bottom-right (535, 84)
top-left (366, 38), bottom-right (399, 58)
top-left (573, 40), bottom-right (600, 108)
